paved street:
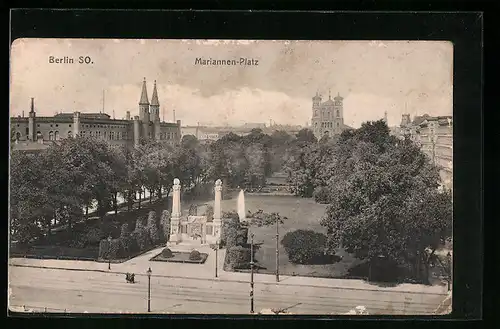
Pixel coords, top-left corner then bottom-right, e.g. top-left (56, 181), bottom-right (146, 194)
top-left (8, 245), bottom-right (448, 315)
top-left (9, 266), bottom-right (445, 315)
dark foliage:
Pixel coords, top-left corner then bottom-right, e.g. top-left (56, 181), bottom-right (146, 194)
top-left (281, 229), bottom-right (328, 264)
top-left (161, 247), bottom-right (173, 258)
top-left (189, 249), bottom-right (202, 261)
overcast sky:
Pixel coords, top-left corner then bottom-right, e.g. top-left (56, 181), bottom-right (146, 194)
top-left (10, 39), bottom-right (452, 127)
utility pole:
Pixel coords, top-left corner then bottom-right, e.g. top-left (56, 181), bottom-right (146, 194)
top-left (250, 233), bottom-right (255, 314)
top-left (276, 216), bottom-right (280, 282)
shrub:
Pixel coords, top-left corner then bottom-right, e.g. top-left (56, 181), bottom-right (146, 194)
top-left (86, 227), bottom-right (104, 245)
top-left (108, 238), bottom-right (123, 259)
top-left (98, 239), bottom-right (110, 259)
top-left (146, 211), bottom-right (161, 244)
top-left (227, 246), bottom-right (252, 269)
top-left (161, 248), bottom-right (173, 258)
top-left (236, 227), bottom-right (248, 246)
top-left (160, 210), bottom-right (171, 241)
top-left (135, 216), bottom-right (145, 230)
top-left (313, 186), bottom-right (331, 204)
top-left (220, 217), bottom-right (240, 247)
top-left (189, 249), bottom-right (201, 261)
top-left (204, 205), bottom-right (214, 221)
top-left (188, 204), bottom-right (198, 216)
top-left (281, 229), bottom-right (327, 264)
top-left (120, 223), bottom-right (129, 239)
top-left (132, 227), bottom-right (152, 251)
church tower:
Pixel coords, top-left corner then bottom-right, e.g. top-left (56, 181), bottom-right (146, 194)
top-left (139, 78), bottom-right (150, 140)
top-left (333, 92), bottom-right (344, 134)
top-left (151, 80), bottom-right (161, 141)
top-left (311, 91), bottom-right (322, 138)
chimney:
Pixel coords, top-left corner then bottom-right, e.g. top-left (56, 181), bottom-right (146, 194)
top-left (126, 111), bottom-right (131, 120)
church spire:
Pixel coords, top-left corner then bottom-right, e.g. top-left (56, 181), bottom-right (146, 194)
top-left (139, 77), bottom-right (149, 105)
top-left (150, 80), bottom-right (159, 106)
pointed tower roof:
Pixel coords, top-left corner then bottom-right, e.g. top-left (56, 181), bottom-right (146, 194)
top-left (150, 80), bottom-right (159, 106)
top-left (139, 77), bottom-right (149, 105)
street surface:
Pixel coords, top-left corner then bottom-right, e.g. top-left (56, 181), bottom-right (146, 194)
top-left (9, 245), bottom-right (448, 315)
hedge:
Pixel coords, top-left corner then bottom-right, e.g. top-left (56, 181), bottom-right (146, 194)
top-left (236, 227), bottom-right (248, 246)
top-left (160, 210), bottom-right (171, 241)
top-left (221, 217), bottom-right (240, 248)
top-left (147, 211), bottom-right (162, 244)
top-left (227, 245), bottom-right (252, 269)
top-left (131, 227), bottom-right (152, 251)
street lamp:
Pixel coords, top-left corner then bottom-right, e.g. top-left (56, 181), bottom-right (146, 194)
top-left (107, 236), bottom-right (112, 270)
top-left (447, 252), bottom-right (452, 291)
top-left (250, 233), bottom-right (255, 314)
top-left (211, 240), bottom-right (219, 278)
top-left (146, 267), bottom-right (152, 312)
top-left (215, 240), bottom-right (219, 278)
top-left (276, 215), bottom-right (280, 283)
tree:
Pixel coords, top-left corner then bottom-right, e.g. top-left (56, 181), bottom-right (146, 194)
top-left (320, 120), bottom-right (452, 283)
top-left (295, 128), bottom-right (317, 144)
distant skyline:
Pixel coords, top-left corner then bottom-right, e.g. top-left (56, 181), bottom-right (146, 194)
top-left (10, 39), bottom-right (453, 128)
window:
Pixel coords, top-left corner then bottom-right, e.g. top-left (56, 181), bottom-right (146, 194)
top-left (110, 131), bottom-right (114, 140)
top-left (37, 124), bottom-right (40, 127)
top-left (56, 124), bottom-right (59, 127)
top-left (15, 132), bottom-right (21, 140)
top-left (68, 131), bottom-right (72, 138)
top-left (25, 127), bottom-right (29, 135)
top-left (337, 122), bottom-right (339, 127)
top-left (36, 131), bottom-right (42, 139)
top-left (55, 131), bottom-right (60, 140)
top-left (69, 124), bottom-right (72, 127)
top-left (337, 110), bottom-right (340, 117)
top-left (16, 124), bottom-right (20, 127)
top-left (49, 131), bottom-right (54, 140)
top-left (50, 124), bottom-right (53, 127)
top-left (116, 132), bottom-right (120, 140)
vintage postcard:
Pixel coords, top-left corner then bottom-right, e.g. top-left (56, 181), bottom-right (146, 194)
top-left (9, 39), bottom-right (453, 315)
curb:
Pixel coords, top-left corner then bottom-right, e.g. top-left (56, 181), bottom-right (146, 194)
top-left (9, 263), bottom-right (447, 296)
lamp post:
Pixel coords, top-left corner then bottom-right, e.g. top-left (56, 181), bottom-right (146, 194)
top-left (250, 233), bottom-right (255, 314)
top-left (212, 240), bottom-right (219, 278)
top-left (276, 215), bottom-right (280, 283)
top-left (146, 267), bottom-right (152, 312)
top-left (107, 236), bottom-right (112, 270)
top-left (447, 252), bottom-right (452, 291)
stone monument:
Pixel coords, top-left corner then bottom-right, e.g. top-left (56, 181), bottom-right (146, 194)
top-left (213, 179), bottom-right (223, 239)
top-left (169, 178), bottom-right (182, 244)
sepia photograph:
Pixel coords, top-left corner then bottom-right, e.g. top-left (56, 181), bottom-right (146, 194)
top-left (9, 39), bottom-right (453, 315)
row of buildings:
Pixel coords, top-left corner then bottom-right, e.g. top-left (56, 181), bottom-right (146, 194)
top-left (394, 113), bottom-right (453, 189)
top-left (10, 79), bottom-right (182, 153)
top-left (180, 122), bottom-right (303, 143)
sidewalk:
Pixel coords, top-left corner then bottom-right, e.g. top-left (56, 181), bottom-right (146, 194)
top-left (9, 245), bottom-right (447, 296)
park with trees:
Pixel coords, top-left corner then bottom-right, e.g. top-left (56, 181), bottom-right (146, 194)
top-left (9, 120), bottom-right (452, 285)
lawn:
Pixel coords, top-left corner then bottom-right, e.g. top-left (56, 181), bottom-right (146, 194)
top-left (205, 195), bottom-right (365, 279)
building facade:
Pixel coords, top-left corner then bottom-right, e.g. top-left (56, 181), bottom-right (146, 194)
top-left (10, 79), bottom-right (181, 151)
top-left (310, 90), bottom-right (351, 140)
top-left (398, 113), bottom-right (453, 189)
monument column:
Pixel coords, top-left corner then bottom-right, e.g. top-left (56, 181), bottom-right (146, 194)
top-left (169, 178), bottom-right (182, 243)
top-left (213, 179), bottom-right (223, 240)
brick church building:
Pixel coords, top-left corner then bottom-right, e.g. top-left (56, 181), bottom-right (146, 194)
top-left (10, 79), bottom-right (181, 152)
